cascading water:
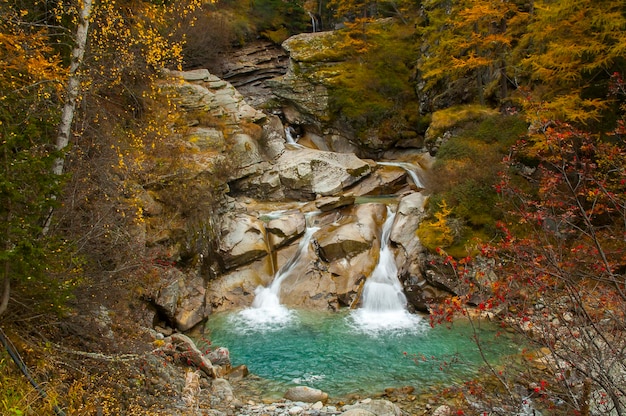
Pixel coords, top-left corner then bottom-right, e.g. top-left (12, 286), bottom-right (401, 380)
top-left (378, 161), bottom-right (424, 189)
top-left (350, 207), bottom-right (422, 333)
top-left (285, 127), bottom-right (304, 149)
top-left (238, 223), bottom-right (320, 329)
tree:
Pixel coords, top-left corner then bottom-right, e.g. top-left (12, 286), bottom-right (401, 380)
top-left (0, 3), bottom-right (66, 315)
top-left (518, 0), bottom-right (626, 123)
top-left (490, 119), bottom-right (626, 414)
top-left (419, 0), bottom-right (529, 105)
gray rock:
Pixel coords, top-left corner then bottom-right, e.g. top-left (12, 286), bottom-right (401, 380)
top-left (211, 378), bottom-right (235, 402)
top-left (342, 399), bottom-right (402, 416)
top-left (432, 404), bottom-right (451, 416)
top-left (340, 410), bottom-right (377, 416)
top-left (153, 269), bottom-right (208, 332)
top-left (284, 386), bottom-right (328, 403)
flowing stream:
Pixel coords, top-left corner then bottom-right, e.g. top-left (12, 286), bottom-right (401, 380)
top-left (285, 127), bottom-right (305, 149)
top-left (238, 224), bottom-right (320, 329)
top-left (378, 161), bottom-right (424, 189)
top-left (349, 208), bottom-right (421, 333)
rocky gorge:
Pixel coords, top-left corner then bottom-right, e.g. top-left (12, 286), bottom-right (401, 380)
top-left (133, 33), bottom-right (490, 415)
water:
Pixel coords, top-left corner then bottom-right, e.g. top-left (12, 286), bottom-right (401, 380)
top-left (238, 225), bottom-right (320, 329)
top-left (206, 309), bottom-right (521, 397)
top-left (352, 208), bottom-right (420, 332)
top-left (378, 161), bottom-right (424, 188)
top-left (285, 127), bottom-right (305, 149)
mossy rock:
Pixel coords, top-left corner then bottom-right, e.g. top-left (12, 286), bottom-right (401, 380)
top-left (425, 105), bottom-right (499, 142)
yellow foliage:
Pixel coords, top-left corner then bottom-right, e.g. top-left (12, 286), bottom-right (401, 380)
top-left (417, 200), bottom-right (455, 250)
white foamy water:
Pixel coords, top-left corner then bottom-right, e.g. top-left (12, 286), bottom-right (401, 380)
top-left (237, 225), bottom-right (320, 330)
top-left (378, 161), bottom-right (424, 189)
top-left (285, 127), bottom-right (305, 149)
top-left (351, 207), bottom-right (423, 334)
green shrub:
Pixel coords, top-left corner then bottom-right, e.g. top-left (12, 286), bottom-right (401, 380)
top-left (423, 112), bottom-right (529, 255)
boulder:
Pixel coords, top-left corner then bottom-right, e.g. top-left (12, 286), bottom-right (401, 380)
top-left (345, 165), bottom-right (407, 197)
top-left (266, 211), bottom-right (306, 248)
top-left (284, 386), bottom-right (328, 403)
top-left (153, 269), bottom-right (208, 332)
top-left (316, 203), bottom-right (384, 262)
top-left (278, 148), bottom-right (371, 199)
top-left (231, 148), bottom-right (372, 201)
top-left (259, 114), bottom-right (287, 160)
top-left (211, 378), bottom-right (236, 402)
top-left (218, 213), bottom-right (269, 269)
top-left (340, 410), bottom-right (376, 416)
top-left (342, 399), bottom-right (402, 416)
top-left (163, 333), bottom-right (216, 378)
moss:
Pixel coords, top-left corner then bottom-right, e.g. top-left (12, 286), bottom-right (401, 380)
top-left (427, 105), bottom-right (499, 140)
top-left (424, 113), bottom-right (529, 256)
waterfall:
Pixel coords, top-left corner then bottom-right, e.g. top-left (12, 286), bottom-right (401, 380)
top-left (285, 127), bottom-right (304, 149)
top-left (378, 161), bottom-right (424, 189)
top-left (307, 11), bottom-right (318, 32)
top-left (239, 224), bottom-right (320, 328)
top-left (351, 206), bottom-right (421, 333)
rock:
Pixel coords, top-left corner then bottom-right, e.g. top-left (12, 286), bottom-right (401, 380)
top-left (218, 213), bottom-right (269, 269)
top-left (215, 40), bottom-right (289, 108)
top-left (163, 68), bottom-right (212, 81)
top-left (266, 211), bottom-right (306, 249)
top-left (342, 399), bottom-right (402, 416)
top-left (230, 147), bottom-right (372, 201)
top-left (284, 386), bottom-right (328, 403)
top-left (277, 148), bottom-right (371, 199)
top-left (163, 71), bottom-right (266, 124)
top-left (164, 333), bottom-right (216, 378)
top-left (153, 269), bottom-right (208, 332)
top-left (316, 203), bottom-right (384, 262)
top-left (186, 127), bottom-right (226, 151)
top-left (340, 409), bottom-right (376, 416)
top-left (211, 378), bottom-right (235, 402)
top-left (315, 195), bottom-right (355, 212)
top-left (225, 364), bottom-right (249, 381)
top-left (206, 347), bottom-right (230, 366)
top-left (432, 404), bottom-right (451, 416)
top-left (232, 133), bottom-right (264, 168)
top-left (345, 165), bottom-right (407, 197)
top-left (288, 405), bottom-right (304, 415)
top-left (260, 114), bottom-right (287, 160)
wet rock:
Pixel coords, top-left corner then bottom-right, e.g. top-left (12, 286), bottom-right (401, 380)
top-left (266, 211), bottom-right (306, 249)
top-left (315, 195), bottom-right (355, 212)
top-left (316, 203), bottom-right (384, 262)
top-left (284, 386), bottom-right (328, 403)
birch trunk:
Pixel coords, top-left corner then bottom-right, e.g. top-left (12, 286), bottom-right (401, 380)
top-left (43, 0), bottom-right (93, 235)
top-left (52, 0), bottom-right (93, 176)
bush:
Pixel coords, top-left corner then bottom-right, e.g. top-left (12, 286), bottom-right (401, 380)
top-left (423, 111), bottom-right (528, 254)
